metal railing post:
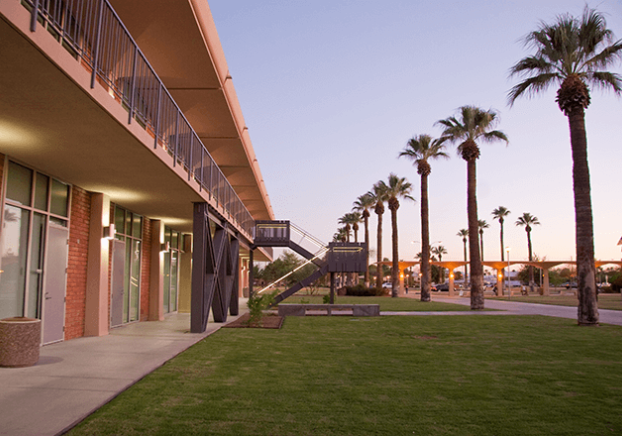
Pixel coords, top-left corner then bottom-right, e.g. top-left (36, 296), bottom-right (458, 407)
top-left (154, 83), bottom-right (162, 148)
top-left (90, 0), bottom-right (105, 89)
top-left (173, 111), bottom-right (180, 167)
top-left (128, 46), bottom-right (138, 124)
top-left (199, 149), bottom-right (204, 192)
top-left (188, 135), bottom-right (194, 181)
top-left (30, 0), bottom-right (40, 32)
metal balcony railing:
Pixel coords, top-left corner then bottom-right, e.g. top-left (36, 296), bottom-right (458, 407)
top-left (20, 0), bottom-right (255, 235)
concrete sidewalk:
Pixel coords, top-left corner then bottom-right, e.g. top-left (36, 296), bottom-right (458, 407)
top-left (0, 309), bottom-right (246, 436)
top-left (391, 295), bottom-right (622, 326)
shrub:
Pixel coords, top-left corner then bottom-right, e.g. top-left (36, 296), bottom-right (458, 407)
top-left (345, 284), bottom-right (386, 296)
top-left (246, 291), bottom-right (277, 326)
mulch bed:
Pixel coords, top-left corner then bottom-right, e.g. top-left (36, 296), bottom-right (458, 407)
top-left (222, 313), bottom-right (284, 329)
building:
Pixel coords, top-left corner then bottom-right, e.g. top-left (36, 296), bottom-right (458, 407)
top-left (0, 0), bottom-right (274, 343)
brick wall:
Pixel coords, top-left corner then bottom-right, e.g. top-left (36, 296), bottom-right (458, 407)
top-left (140, 218), bottom-right (152, 321)
top-left (65, 186), bottom-right (91, 340)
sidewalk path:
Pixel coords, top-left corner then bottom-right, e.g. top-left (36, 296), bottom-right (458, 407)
top-left (384, 294), bottom-right (622, 326)
top-left (0, 310), bottom-right (246, 436)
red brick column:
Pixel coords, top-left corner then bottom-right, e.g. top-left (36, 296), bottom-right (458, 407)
top-left (65, 186), bottom-right (91, 340)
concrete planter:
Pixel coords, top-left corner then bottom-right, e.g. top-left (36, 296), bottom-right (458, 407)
top-left (0, 317), bottom-right (41, 368)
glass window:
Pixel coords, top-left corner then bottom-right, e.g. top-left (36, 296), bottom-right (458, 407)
top-left (50, 179), bottom-right (69, 217)
top-left (125, 212), bottom-right (132, 237)
top-left (130, 239), bottom-right (141, 321)
top-left (132, 215), bottom-right (142, 239)
top-left (171, 231), bottom-right (178, 250)
top-left (27, 213), bottom-right (46, 318)
top-left (6, 162), bottom-right (33, 206)
top-left (49, 216), bottom-right (67, 227)
top-left (34, 173), bottom-right (49, 211)
top-left (114, 206), bottom-right (125, 235)
top-left (0, 205), bottom-right (30, 319)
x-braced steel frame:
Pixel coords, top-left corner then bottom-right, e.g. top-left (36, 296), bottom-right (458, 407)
top-left (191, 203), bottom-right (240, 333)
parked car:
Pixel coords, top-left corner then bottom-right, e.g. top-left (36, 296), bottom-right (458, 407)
top-left (382, 282), bottom-right (392, 289)
top-left (436, 283), bottom-right (450, 292)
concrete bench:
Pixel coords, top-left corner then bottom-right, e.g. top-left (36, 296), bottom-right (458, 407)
top-left (278, 304), bottom-right (380, 317)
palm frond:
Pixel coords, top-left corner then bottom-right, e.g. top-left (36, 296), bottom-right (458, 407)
top-left (507, 73), bottom-right (559, 105)
top-left (588, 71), bottom-right (622, 93)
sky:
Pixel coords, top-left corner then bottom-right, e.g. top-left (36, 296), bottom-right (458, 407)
top-left (208, 0), bottom-right (622, 266)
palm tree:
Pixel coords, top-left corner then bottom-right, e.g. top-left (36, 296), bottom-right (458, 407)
top-left (508, 8), bottom-right (621, 325)
top-left (431, 245), bottom-right (448, 283)
top-left (338, 212), bottom-right (361, 242)
top-left (338, 214), bottom-right (352, 242)
top-left (457, 229), bottom-right (469, 285)
top-left (370, 182), bottom-right (389, 290)
top-left (333, 227), bottom-right (347, 242)
top-left (353, 193), bottom-right (375, 285)
top-left (384, 174), bottom-right (414, 298)
top-left (399, 134), bottom-right (448, 302)
top-left (491, 206), bottom-right (511, 261)
top-left (516, 213), bottom-right (540, 294)
top-left (437, 107), bottom-right (508, 310)
top-left (478, 219), bottom-right (490, 261)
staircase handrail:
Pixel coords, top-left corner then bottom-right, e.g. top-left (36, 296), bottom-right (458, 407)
top-left (257, 246), bottom-right (329, 294)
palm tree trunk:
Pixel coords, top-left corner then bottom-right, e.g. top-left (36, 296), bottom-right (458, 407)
top-left (568, 108), bottom-right (598, 325)
top-left (467, 158), bottom-right (484, 309)
top-left (463, 240), bottom-right (468, 283)
top-left (376, 214), bottom-right (383, 291)
top-left (500, 219), bottom-right (505, 262)
top-left (420, 174), bottom-right (431, 302)
top-left (391, 209), bottom-right (399, 298)
top-left (364, 216), bottom-right (369, 286)
top-left (527, 230), bottom-right (534, 292)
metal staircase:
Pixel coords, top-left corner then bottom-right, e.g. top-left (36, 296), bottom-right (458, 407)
top-left (252, 221), bottom-right (367, 304)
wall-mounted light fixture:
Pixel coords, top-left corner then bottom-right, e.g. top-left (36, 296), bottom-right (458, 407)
top-left (160, 241), bottom-right (170, 253)
top-left (103, 224), bottom-right (116, 240)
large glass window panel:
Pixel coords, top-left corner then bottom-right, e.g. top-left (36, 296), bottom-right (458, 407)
top-left (123, 239), bottom-right (131, 322)
top-left (6, 162), bottom-right (33, 206)
top-left (130, 239), bottom-right (141, 321)
top-left (27, 213), bottom-right (46, 319)
top-left (163, 251), bottom-right (170, 313)
top-left (50, 179), bottom-right (69, 217)
top-left (170, 250), bottom-right (178, 312)
top-left (0, 206), bottom-right (30, 319)
top-left (49, 217), bottom-right (67, 227)
top-left (125, 212), bottom-right (132, 238)
top-left (132, 215), bottom-right (142, 239)
top-left (171, 231), bottom-right (178, 250)
top-left (114, 206), bottom-right (125, 235)
top-left (34, 173), bottom-right (49, 211)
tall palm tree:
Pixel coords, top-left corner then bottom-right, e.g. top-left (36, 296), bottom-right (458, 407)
top-left (398, 134), bottom-right (448, 302)
top-left (384, 174), bottom-right (414, 298)
top-left (508, 8), bottom-right (621, 325)
top-left (492, 206), bottom-right (511, 261)
top-left (353, 193), bottom-right (375, 285)
top-left (371, 182), bottom-right (389, 290)
top-left (457, 229), bottom-right (469, 285)
top-left (338, 214), bottom-right (352, 242)
top-left (437, 107), bottom-right (508, 310)
top-left (478, 219), bottom-right (490, 261)
top-left (431, 245), bottom-right (448, 283)
top-left (338, 212), bottom-right (361, 242)
top-left (516, 213), bottom-right (540, 293)
top-left (333, 227), bottom-right (347, 242)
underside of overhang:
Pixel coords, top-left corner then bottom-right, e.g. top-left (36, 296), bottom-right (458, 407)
top-left (108, 0), bottom-right (273, 221)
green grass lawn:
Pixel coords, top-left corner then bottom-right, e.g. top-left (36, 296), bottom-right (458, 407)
top-left (488, 293), bottom-right (622, 310)
top-left (69, 316), bottom-right (622, 436)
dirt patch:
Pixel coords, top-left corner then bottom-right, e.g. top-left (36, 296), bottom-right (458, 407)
top-left (222, 313), bottom-right (284, 329)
